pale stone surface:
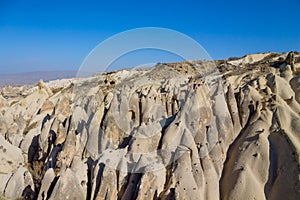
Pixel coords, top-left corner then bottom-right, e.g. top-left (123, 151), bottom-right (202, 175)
top-left (0, 52), bottom-right (300, 200)
top-left (0, 173), bottom-right (12, 196)
top-left (37, 168), bottom-right (56, 200)
top-left (0, 135), bottom-right (24, 174)
top-left (4, 166), bottom-right (34, 199)
top-left (49, 168), bottom-right (85, 200)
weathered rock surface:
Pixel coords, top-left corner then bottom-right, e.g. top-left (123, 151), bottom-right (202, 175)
top-left (0, 52), bottom-right (299, 200)
top-left (4, 166), bottom-right (35, 199)
top-left (0, 135), bottom-right (24, 174)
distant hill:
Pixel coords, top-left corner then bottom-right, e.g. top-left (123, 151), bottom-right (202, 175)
top-left (0, 71), bottom-right (78, 85)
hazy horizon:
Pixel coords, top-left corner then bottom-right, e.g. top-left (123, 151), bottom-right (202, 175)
top-left (0, 0), bottom-right (299, 73)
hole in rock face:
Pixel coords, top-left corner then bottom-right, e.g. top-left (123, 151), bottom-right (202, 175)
top-left (110, 80), bottom-right (115, 85)
top-left (81, 180), bottom-right (86, 186)
top-left (205, 126), bottom-right (210, 133)
top-left (129, 110), bottom-right (136, 121)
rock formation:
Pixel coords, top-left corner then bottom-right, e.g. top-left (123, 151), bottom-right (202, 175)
top-left (0, 52), bottom-right (299, 200)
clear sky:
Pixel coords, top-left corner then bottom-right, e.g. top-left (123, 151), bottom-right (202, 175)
top-left (0, 0), bottom-right (299, 73)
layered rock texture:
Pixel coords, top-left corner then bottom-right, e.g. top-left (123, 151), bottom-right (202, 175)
top-left (0, 52), bottom-right (299, 200)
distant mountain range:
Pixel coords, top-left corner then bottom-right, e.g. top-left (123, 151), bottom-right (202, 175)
top-left (0, 71), bottom-right (78, 85)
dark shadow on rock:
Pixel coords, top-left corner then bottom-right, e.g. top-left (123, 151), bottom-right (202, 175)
top-left (41, 114), bottom-right (51, 131)
top-left (28, 135), bottom-right (40, 164)
top-left (120, 172), bottom-right (143, 200)
top-left (93, 162), bottom-right (105, 200)
top-left (86, 157), bottom-right (95, 200)
top-left (45, 144), bottom-right (63, 170)
top-left (165, 188), bottom-right (176, 200)
top-left (46, 130), bottom-right (56, 157)
top-left (21, 185), bottom-right (35, 200)
top-left (264, 133), bottom-right (278, 198)
top-left (46, 176), bottom-right (59, 200)
top-left (119, 135), bottom-right (132, 149)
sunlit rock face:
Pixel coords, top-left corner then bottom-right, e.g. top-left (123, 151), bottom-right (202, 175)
top-left (0, 52), bottom-right (299, 200)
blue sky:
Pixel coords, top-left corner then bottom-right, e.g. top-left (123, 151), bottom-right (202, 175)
top-left (0, 0), bottom-right (299, 73)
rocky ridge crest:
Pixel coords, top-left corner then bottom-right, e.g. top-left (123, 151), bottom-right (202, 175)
top-left (0, 52), bottom-right (300, 200)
